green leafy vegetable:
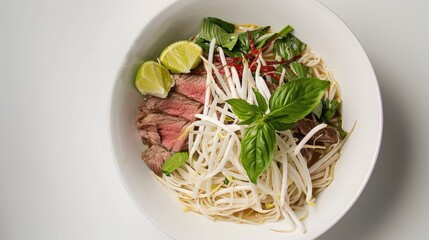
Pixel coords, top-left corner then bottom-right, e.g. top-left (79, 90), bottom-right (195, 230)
top-left (273, 33), bottom-right (307, 60)
top-left (329, 114), bottom-right (347, 139)
top-left (321, 98), bottom-right (339, 122)
top-left (277, 25), bottom-right (294, 38)
top-left (207, 17), bottom-right (235, 33)
top-left (255, 33), bottom-right (276, 49)
top-left (283, 68), bottom-right (296, 82)
top-left (227, 78), bottom-right (330, 183)
top-left (290, 62), bottom-right (310, 79)
top-left (222, 48), bottom-right (244, 57)
top-left (252, 88), bottom-right (268, 113)
top-left (199, 18), bottom-right (238, 50)
top-left (225, 99), bottom-right (263, 125)
top-left (320, 98), bottom-right (346, 138)
top-left (240, 123), bottom-right (276, 184)
top-left (194, 37), bottom-right (211, 52)
top-left (267, 78), bottom-right (330, 123)
top-left (270, 121), bottom-right (295, 131)
top-left (256, 25), bottom-right (293, 49)
top-left (337, 118), bottom-right (348, 139)
top-left (162, 152), bottom-right (189, 176)
top-left (237, 26), bottom-right (270, 53)
top-left (223, 177), bottom-right (230, 185)
top-left (279, 62), bottom-right (311, 82)
top-left (312, 101), bottom-right (323, 119)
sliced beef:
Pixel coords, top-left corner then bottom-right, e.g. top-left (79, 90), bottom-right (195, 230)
top-left (139, 92), bottom-right (203, 121)
top-left (137, 113), bottom-right (190, 152)
top-left (141, 144), bottom-right (171, 176)
top-left (294, 118), bottom-right (339, 144)
top-left (137, 122), bottom-right (161, 146)
top-left (173, 74), bottom-right (206, 104)
top-left (137, 73), bottom-right (208, 175)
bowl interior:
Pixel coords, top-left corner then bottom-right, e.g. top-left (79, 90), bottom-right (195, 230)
top-left (109, 0), bottom-right (382, 239)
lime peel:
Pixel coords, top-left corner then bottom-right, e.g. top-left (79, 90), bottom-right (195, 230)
top-left (134, 61), bottom-right (174, 98)
top-left (160, 41), bottom-right (203, 73)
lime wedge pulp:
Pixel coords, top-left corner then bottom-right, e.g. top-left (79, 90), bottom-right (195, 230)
top-left (160, 41), bottom-right (203, 73)
top-left (135, 61), bottom-right (174, 98)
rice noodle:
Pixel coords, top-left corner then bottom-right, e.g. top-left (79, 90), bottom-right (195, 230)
top-left (156, 34), bottom-right (351, 233)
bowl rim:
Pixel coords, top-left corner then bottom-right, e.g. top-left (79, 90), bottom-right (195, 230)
top-left (107, 0), bottom-right (383, 239)
top-left (309, 1), bottom-right (383, 238)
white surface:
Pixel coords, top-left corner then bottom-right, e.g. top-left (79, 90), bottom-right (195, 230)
top-left (109, 0), bottom-right (381, 239)
top-left (0, 1), bottom-right (427, 240)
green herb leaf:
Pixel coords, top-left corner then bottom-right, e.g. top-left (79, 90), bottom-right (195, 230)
top-left (237, 26), bottom-right (270, 53)
top-left (337, 119), bottom-right (348, 139)
top-left (199, 18), bottom-right (238, 50)
top-left (321, 98), bottom-right (339, 122)
top-left (277, 25), bottom-right (294, 38)
top-left (278, 62), bottom-right (310, 83)
top-left (207, 17), bottom-right (235, 33)
top-left (255, 32), bottom-right (277, 49)
top-left (283, 67), bottom-right (297, 82)
top-left (330, 114), bottom-right (347, 139)
top-left (194, 37), bottom-right (211, 52)
top-left (162, 152), bottom-right (189, 176)
top-left (223, 37), bottom-right (239, 51)
top-left (267, 78), bottom-right (330, 123)
top-left (256, 25), bottom-right (293, 49)
top-left (222, 48), bottom-right (244, 57)
top-left (290, 62), bottom-right (310, 79)
top-left (273, 33), bottom-right (307, 60)
top-left (252, 88), bottom-right (268, 112)
top-left (226, 98), bottom-right (263, 125)
top-left (312, 101), bottom-right (323, 119)
top-left (239, 117), bottom-right (261, 126)
top-left (241, 123), bottom-right (276, 184)
top-left (223, 177), bottom-right (230, 185)
top-left (270, 121), bottom-right (295, 131)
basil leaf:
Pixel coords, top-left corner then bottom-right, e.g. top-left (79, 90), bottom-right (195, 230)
top-left (270, 121), bottom-right (295, 131)
top-left (321, 98), bottom-right (339, 122)
top-left (277, 25), bottom-right (294, 38)
top-left (194, 37), bottom-right (211, 52)
top-left (222, 35), bottom-right (239, 51)
top-left (267, 78), bottom-right (330, 123)
top-left (241, 123), bottom-right (276, 184)
top-left (278, 62), bottom-right (310, 82)
top-left (337, 116), bottom-right (348, 139)
top-left (283, 67), bottom-right (297, 82)
top-left (237, 26), bottom-right (270, 53)
top-left (252, 88), bottom-right (268, 112)
top-left (312, 101), bottom-right (323, 119)
top-left (226, 98), bottom-right (262, 125)
top-left (162, 152), bottom-right (189, 176)
top-left (239, 117), bottom-right (261, 126)
top-left (256, 25), bottom-right (293, 49)
top-left (255, 32), bottom-right (276, 49)
top-left (199, 18), bottom-right (238, 50)
top-left (290, 62), bottom-right (310, 79)
top-left (273, 33), bottom-right (307, 60)
top-left (207, 17), bottom-right (235, 33)
top-left (223, 177), bottom-right (230, 185)
top-left (222, 47), bottom-right (244, 57)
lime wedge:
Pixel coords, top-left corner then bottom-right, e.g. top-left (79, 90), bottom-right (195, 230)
top-left (135, 61), bottom-right (174, 98)
top-left (160, 41), bottom-right (203, 73)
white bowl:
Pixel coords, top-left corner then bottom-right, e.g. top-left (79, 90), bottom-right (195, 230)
top-left (109, 0), bottom-right (383, 239)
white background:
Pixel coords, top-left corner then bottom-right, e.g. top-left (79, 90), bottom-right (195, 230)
top-left (1, 0), bottom-right (428, 239)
